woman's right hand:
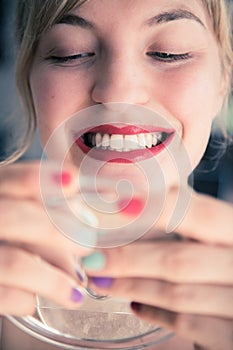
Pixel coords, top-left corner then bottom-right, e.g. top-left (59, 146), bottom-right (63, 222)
top-left (0, 161), bottom-right (89, 316)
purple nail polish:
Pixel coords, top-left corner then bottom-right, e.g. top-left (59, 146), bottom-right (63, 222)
top-left (91, 276), bottom-right (114, 288)
top-left (77, 270), bottom-right (85, 283)
top-left (71, 288), bottom-right (83, 303)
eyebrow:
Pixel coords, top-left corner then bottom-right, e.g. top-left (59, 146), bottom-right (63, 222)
top-left (145, 9), bottom-right (205, 28)
top-left (57, 14), bottom-right (94, 29)
top-left (56, 9), bottom-right (205, 30)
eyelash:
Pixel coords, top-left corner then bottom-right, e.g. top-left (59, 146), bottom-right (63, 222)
top-left (48, 51), bottom-right (191, 65)
top-left (146, 51), bottom-right (191, 62)
top-left (48, 52), bottom-right (95, 63)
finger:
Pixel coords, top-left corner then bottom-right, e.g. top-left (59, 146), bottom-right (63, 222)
top-left (130, 304), bottom-right (233, 350)
top-left (89, 277), bottom-right (233, 318)
top-left (0, 286), bottom-right (36, 316)
top-left (0, 246), bottom-right (84, 308)
top-left (175, 191), bottom-right (233, 245)
top-left (82, 243), bottom-right (233, 284)
top-left (0, 199), bottom-right (95, 257)
top-left (0, 199), bottom-right (56, 243)
top-left (0, 161), bottom-right (77, 200)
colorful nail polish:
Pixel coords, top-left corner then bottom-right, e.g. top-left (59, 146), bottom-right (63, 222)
top-left (77, 270), bottom-right (85, 283)
top-left (131, 301), bottom-right (142, 312)
top-left (74, 228), bottom-right (98, 248)
top-left (118, 198), bottom-right (144, 216)
top-left (52, 171), bottom-right (72, 186)
top-left (82, 252), bottom-right (106, 271)
top-left (71, 287), bottom-right (83, 303)
top-left (91, 276), bottom-right (114, 288)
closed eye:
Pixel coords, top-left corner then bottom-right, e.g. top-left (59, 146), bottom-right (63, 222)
top-left (48, 52), bottom-right (95, 64)
top-left (146, 51), bottom-right (191, 62)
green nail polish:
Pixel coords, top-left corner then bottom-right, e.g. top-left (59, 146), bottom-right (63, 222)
top-left (82, 252), bottom-right (106, 270)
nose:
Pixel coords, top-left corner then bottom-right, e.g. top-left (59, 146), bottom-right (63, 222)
top-left (91, 55), bottom-right (150, 106)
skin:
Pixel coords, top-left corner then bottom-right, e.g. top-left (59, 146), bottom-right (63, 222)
top-left (30, 0), bottom-right (226, 170)
top-left (0, 0), bottom-right (232, 349)
top-left (0, 162), bottom-right (91, 315)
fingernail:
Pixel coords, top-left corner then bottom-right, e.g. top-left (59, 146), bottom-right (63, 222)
top-left (81, 252), bottom-right (106, 271)
top-left (73, 228), bottom-right (98, 248)
top-left (91, 276), bottom-right (114, 288)
top-left (52, 171), bottom-right (72, 186)
top-left (71, 287), bottom-right (84, 303)
top-left (77, 270), bottom-right (85, 283)
top-left (75, 262), bottom-right (88, 285)
top-left (131, 301), bottom-right (143, 312)
top-left (118, 198), bottom-right (144, 216)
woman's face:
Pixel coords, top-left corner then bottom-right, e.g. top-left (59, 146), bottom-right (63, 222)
top-left (30, 0), bottom-right (227, 180)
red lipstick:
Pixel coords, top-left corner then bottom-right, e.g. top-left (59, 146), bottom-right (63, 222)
top-left (74, 124), bottom-right (174, 163)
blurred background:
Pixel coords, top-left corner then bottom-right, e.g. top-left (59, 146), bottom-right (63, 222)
top-left (0, 0), bottom-right (233, 202)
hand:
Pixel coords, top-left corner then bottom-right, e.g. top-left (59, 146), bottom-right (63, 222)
top-left (0, 161), bottom-right (90, 316)
top-left (82, 188), bottom-right (233, 350)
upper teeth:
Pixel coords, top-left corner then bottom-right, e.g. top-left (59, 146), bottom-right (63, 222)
top-left (85, 132), bottom-right (164, 151)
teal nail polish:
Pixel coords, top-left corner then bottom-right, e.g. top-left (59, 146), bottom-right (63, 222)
top-left (82, 252), bottom-right (106, 270)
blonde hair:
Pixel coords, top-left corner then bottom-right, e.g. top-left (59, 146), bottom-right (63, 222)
top-left (3, 0), bottom-right (233, 164)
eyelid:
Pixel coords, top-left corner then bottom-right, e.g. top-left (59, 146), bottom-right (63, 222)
top-left (146, 51), bottom-right (192, 62)
top-left (47, 52), bottom-right (95, 64)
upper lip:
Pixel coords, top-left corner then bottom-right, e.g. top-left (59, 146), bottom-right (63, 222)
top-left (73, 124), bottom-right (175, 138)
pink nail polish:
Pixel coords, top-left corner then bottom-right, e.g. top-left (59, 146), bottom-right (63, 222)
top-left (52, 171), bottom-right (72, 186)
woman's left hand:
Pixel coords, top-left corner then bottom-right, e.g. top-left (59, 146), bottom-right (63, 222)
top-left (82, 189), bottom-right (233, 350)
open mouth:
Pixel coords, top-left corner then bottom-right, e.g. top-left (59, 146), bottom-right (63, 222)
top-left (82, 131), bottom-right (169, 151)
top-left (74, 125), bottom-right (175, 163)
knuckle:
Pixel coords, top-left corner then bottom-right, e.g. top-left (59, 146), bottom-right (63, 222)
top-left (0, 246), bottom-right (29, 280)
top-left (161, 245), bottom-right (196, 281)
top-left (17, 162), bottom-right (39, 188)
top-left (174, 313), bottom-right (197, 334)
top-left (155, 280), bottom-right (194, 313)
top-left (109, 246), bottom-right (126, 274)
top-left (0, 285), bottom-right (10, 301)
top-left (46, 271), bottom-right (71, 302)
top-left (167, 284), bottom-right (192, 311)
top-left (17, 297), bottom-right (36, 316)
top-left (0, 286), bottom-right (36, 316)
top-left (161, 246), bottom-right (186, 277)
top-left (123, 278), bottom-right (138, 296)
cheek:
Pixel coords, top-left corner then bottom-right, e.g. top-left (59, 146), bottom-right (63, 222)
top-left (30, 68), bottom-right (92, 146)
top-left (163, 60), bottom-right (222, 122)
top-left (158, 59), bottom-right (223, 168)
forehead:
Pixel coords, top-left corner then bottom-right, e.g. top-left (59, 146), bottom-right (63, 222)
top-left (69, 0), bottom-right (209, 28)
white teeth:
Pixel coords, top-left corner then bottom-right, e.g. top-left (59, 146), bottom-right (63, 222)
top-left (95, 133), bottom-right (102, 147)
top-left (102, 133), bottom-right (110, 147)
top-left (138, 133), bottom-right (146, 147)
top-left (152, 134), bottom-right (158, 146)
top-left (92, 134), bottom-right (96, 147)
top-left (88, 132), bottom-right (165, 151)
top-left (124, 135), bottom-right (138, 150)
top-left (145, 133), bottom-right (152, 148)
top-left (110, 134), bottom-right (124, 150)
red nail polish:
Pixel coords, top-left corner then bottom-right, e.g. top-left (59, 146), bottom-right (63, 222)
top-left (131, 301), bottom-right (142, 312)
top-left (52, 171), bottom-right (72, 186)
top-left (118, 198), bottom-right (144, 216)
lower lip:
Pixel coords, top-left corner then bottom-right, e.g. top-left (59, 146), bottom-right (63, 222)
top-left (75, 133), bottom-right (174, 163)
